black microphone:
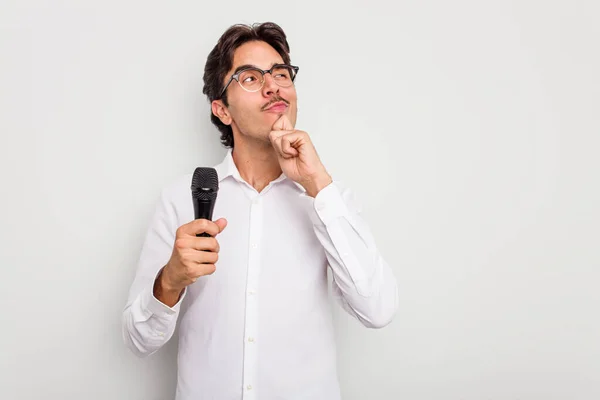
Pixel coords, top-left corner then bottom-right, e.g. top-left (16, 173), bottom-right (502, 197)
top-left (191, 167), bottom-right (219, 238)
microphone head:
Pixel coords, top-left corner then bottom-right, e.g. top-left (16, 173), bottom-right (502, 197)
top-left (191, 167), bottom-right (219, 202)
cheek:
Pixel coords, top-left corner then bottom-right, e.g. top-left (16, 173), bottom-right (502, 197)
top-left (285, 88), bottom-right (298, 102)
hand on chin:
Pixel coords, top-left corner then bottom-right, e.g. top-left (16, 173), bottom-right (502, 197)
top-left (268, 114), bottom-right (332, 196)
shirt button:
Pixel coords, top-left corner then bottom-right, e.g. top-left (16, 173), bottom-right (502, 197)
top-left (248, 337), bottom-right (255, 342)
top-left (247, 385), bottom-right (253, 390)
top-left (248, 290), bottom-right (255, 295)
top-left (251, 243), bottom-right (258, 249)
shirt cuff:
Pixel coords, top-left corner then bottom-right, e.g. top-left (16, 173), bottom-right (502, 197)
top-left (300, 181), bottom-right (349, 226)
top-left (141, 269), bottom-right (187, 318)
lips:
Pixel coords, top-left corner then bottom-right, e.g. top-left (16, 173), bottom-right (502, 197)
top-left (265, 101), bottom-right (288, 112)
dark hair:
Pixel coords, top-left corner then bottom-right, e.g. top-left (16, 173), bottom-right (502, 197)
top-left (202, 22), bottom-right (292, 148)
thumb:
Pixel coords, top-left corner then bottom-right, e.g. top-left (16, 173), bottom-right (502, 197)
top-left (215, 217), bottom-right (228, 234)
top-left (272, 114), bottom-right (294, 131)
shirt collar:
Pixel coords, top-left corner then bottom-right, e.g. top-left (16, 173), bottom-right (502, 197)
top-left (213, 148), bottom-right (305, 193)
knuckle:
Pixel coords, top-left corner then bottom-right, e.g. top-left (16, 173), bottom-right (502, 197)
top-left (175, 238), bottom-right (186, 250)
top-left (194, 219), bottom-right (206, 234)
top-left (182, 252), bottom-right (195, 265)
top-left (179, 253), bottom-right (187, 264)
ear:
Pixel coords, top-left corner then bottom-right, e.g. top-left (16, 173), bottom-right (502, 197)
top-left (211, 100), bottom-right (231, 125)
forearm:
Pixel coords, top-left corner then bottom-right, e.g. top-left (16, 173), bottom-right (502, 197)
top-left (315, 219), bottom-right (398, 328)
top-left (121, 293), bottom-right (179, 357)
top-left (122, 187), bottom-right (185, 357)
top-left (122, 268), bottom-right (186, 357)
top-left (304, 182), bottom-right (398, 328)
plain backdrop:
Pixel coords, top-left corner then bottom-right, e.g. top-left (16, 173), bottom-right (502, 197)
top-left (1, 1), bottom-right (599, 399)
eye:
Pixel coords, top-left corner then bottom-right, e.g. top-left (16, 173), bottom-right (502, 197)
top-left (239, 69), bottom-right (262, 84)
top-left (272, 67), bottom-right (292, 80)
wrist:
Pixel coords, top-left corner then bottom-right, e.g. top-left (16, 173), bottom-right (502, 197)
top-left (153, 266), bottom-right (184, 307)
top-left (158, 265), bottom-right (183, 294)
top-left (303, 172), bottom-right (333, 197)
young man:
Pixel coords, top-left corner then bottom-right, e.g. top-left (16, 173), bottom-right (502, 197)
top-left (122, 22), bottom-right (398, 400)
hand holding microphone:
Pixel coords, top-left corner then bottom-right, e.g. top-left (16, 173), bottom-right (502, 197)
top-left (160, 217), bottom-right (227, 293)
top-left (154, 167), bottom-right (225, 306)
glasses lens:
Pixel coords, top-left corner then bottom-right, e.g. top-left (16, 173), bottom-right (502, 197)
top-left (272, 66), bottom-right (295, 86)
top-left (238, 69), bottom-right (264, 91)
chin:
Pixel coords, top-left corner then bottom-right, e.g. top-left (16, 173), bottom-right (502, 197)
top-left (264, 113), bottom-right (283, 124)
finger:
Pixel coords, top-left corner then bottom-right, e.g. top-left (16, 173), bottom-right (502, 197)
top-left (214, 217), bottom-right (228, 234)
top-left (278, 132), bottom-right (307, 151)
top-left (191, 263), bottom-right (217, 278)
top-left (201, 264), bottom-right (217, 276)
top-left (193, 250), bottom-right (219, 265)
top-left (272, 114), bottom-right (294, 131)
top-left (178, 219), bottom-right (222, 237)
top-left (269, 129), bottom-right (294, 144)
top-left (273, 132), bottom-right (304, 159)
top-left (281, 136), bottom-right (299, 157)
top-left (272, 136), bottom-right (292, 159)
top-left (176, 236), bottom-right (219, 252)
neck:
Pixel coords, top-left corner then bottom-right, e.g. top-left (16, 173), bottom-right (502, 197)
top-left (231, 136), bottom-right (282, 193)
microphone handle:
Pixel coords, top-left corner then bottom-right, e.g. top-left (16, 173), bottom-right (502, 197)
top-left (193, 198), bottom-right (215, 238)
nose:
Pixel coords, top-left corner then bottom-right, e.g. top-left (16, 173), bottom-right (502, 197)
top-left (261, 72), bottom-right (279, 97)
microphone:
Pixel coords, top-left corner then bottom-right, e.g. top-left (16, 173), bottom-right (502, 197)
top-left (191, 167), bottom-right (219, 238)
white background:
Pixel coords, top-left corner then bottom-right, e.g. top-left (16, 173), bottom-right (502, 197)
top-left (1, 1), bottom-right (599, 399)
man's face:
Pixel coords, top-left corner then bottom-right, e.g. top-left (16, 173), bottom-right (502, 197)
top-left (215, 40), bottom-right (298, 143)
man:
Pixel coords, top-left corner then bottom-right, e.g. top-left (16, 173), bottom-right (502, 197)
top-left (122, 22), bottom-right (398, 400)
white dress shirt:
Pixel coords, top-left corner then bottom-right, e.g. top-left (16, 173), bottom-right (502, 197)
top-left (122, 149), bottom-right (398, 400)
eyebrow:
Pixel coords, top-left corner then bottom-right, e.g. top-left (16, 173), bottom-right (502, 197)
top-left (232, 62), bottom-right (282, 75)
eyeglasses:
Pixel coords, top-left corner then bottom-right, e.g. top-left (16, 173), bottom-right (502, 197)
top-left (219, 64), bottom-right (299, 98)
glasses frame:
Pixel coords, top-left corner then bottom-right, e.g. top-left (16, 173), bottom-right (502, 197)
top-left (219, 64), bottom-right (299, 99)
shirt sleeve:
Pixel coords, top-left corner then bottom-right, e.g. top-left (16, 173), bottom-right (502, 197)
top-left (121, 187), bottom-right (187, 357)
top-left (301, 181), bottom-right (399, 328)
